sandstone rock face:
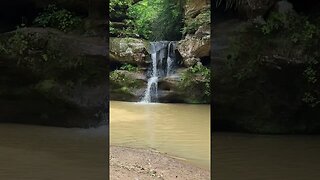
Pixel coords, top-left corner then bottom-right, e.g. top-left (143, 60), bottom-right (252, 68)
top-left (110, 37), bottom-right (149, 66)
top-left (185, 0), bottom-right (210, 19)
top-left (108, 0), bottom-right (211, 104)
top-left (157, 76), bottom-right (184, 103)
top-left (177, 0), bottom-right (211, 67)
top-left (177, 38), bottom-right (210, 67)
top-left (183, 57), bottom-right (201, 67)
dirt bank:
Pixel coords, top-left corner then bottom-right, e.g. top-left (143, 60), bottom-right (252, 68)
top-left (110, 146), bottom-right (210, 180)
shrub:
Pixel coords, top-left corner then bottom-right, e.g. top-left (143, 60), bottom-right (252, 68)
top-left (119, 63), bottom-right (139, 72)
top-left (33, 4), bottom-right (82, 32)
top-left (229, 12), bottom-right (320, 108)
top-left (180, 63), bottom-right (211, 100)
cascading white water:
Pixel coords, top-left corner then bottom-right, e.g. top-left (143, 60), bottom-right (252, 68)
top-left (166, 42), bottom-right (175, 76)
top-left (140, 41), bottom-right (176, 103)
top-left (141, 43), bottom-right (158, 103)
top-left (141, 76), bottom-right (158, 103)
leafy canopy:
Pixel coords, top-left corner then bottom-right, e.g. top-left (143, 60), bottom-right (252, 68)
top-left (110, 0), bottom-right (185, 40)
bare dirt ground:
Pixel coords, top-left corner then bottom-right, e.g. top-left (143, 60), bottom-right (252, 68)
top-left (110, 146), bottom-right (210, 180)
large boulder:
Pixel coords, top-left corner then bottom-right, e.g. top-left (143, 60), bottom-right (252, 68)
top-left (157, 68), bottom-right (210, 104)
top-left (177, 37), bottom-right (210, 67)
top-left (212, 15), bottom-right (320, 133)
top-left (0, 27), bottom-right (108, 127)
top-left (109, 70), bottom-right (147, 102)
top-left (109, 37), bottom-right (149, 66)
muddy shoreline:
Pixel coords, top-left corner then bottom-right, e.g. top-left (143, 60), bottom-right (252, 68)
top-left (110, 146), bottom-right (210, 180)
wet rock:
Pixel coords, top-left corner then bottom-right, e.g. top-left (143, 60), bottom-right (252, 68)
top-left (110, 37), bottom-right (149, 66)
top-left (110, 70), bottom-right (146, 102)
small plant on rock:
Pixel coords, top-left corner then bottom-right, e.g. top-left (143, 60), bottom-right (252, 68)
top-left (119, 63), bottom-right (139, 72)
top-left (180, 63), bottom-right (211, 101)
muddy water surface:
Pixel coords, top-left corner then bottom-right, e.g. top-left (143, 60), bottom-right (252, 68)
top-left (110, 101), bottom-right (211, 170)
top-left (0, 124), bottom-right (107, 180)
top-left (213, 133), bottom-right (320, 180)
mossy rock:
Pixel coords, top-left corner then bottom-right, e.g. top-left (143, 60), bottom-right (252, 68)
top-left (0, 28), bottom-right (108, 127)
top-left (109, 37), bottom-right (150, 66)
top-left (110, 70), bottom-right (146, 101)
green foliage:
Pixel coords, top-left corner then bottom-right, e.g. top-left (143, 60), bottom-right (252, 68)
top-left (7, 31), bottom-right (30, 64)
top-left (260, 12), bottom-right (319, 44)
top-left (182, 9), bottom-right (210, 35)
top-left (3, 30), bottom-right (87, 83)
top-left (260, 12), bottom-right (288, 35)
top-left (110, 0), bottom-right (185, 40)
top-left (229, 12), bottom-right (320, 107)
top-left (180, 63), bottom-right (211, 99)
top-left (127, 0), bottom-right (158, 39)
top-left (119, 63), bottom-right (139, 72)
top-left (302, 57), bottom-right (320, 107)
top-left (110, 0), bottom-right (136, 37)
top-left (148, 0), bottom-right (185, 40)
top-left (33, 4), bottom-right (82, 32)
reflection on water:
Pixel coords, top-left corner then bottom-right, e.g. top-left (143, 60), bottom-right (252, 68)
top-left (110, 101), bottom-right (211, 169)
top-left (213, 133), bottom-right (320, 180)
top-left (0, 124), bottom-right (107, 180)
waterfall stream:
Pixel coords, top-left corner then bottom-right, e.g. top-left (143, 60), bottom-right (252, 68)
top-left (166, 41), bottom-right (175, 77)
top-left (140, 41), bottom-right (176, 103)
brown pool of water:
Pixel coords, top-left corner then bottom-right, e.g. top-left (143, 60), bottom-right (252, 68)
top-left (0, 124), bottom-right (108, 180)
top-left (213, 132), bottom-right (320, 180)
top-left (110, 101), bottom-right (211, 170)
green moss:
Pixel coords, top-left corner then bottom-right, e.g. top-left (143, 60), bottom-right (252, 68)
top-left (178, 63), bottom-right (211, 103)
top-left (0, 28), bottom-right (105, 90)
top-left (7, 31), bottom-right (29, 60)
top-left (119, 63), bottom-right (139, 72)
top-left (229, 12), bottom-right (320, 108)
top-left (110, 70), bottom-right (144, 90)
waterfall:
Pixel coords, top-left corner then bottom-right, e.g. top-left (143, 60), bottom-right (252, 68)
top-left (166, 41), bottom-right (175, 76)
top-left (140, 41), bottom-right (176, 103)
